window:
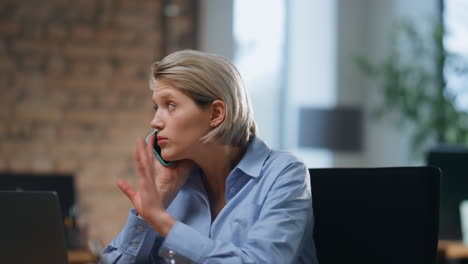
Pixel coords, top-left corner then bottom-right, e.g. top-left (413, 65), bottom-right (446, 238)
top-left (443, 0), bottom-right (468, 111)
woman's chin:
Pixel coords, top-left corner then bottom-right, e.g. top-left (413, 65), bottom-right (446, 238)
top-left (161, 152), bottom-right (176, 161)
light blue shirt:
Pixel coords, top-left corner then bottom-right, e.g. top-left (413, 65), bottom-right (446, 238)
top-left (101, 136), bottom-right (318, 264)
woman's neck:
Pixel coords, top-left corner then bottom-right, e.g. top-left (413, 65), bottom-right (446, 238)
top-left (194, 142), bottom-right (246, 200)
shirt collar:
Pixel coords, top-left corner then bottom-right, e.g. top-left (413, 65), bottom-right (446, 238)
top-left (234, 135), bottom-right (271, 178)
top-left (186, 135), bottom-right (272, 192)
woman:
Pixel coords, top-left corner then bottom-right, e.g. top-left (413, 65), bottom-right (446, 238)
top-left (101, 50), bottom-right (318, 264)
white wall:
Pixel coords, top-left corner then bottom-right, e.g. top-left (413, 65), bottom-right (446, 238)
top-left (285, 0), bottom-right (338, 168)
top-left (335, 0), bottom-right (439, 167)
top-left (198, 0), bottom-right (234, 60)
top-left (198, 0), bottom-right (440, 167)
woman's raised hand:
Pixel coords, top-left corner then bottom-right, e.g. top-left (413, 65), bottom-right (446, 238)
top-left (117, 135), bottom-right (194, 236)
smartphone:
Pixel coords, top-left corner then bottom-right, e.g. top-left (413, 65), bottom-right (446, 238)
top-left (145, 130), bottom-right (172, 166)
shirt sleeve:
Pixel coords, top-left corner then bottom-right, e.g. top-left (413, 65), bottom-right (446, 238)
top-left (100, 208), bottom-right (166, 264)
top-left (158, 161), bottom-right (316, 264)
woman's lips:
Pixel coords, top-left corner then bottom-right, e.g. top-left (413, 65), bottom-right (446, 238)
top-left (157, 136), bottom-right (168, 146)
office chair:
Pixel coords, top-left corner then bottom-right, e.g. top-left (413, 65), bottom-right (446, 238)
top-left (427, 146), bottom-right (468, 240)
top-left (309, 167), bottom-right (441, 264)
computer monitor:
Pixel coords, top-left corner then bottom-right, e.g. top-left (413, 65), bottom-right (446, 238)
top-left (0, 173), bottom-right (75, 220)
top-left (427, 146), bottom-right (468, 240)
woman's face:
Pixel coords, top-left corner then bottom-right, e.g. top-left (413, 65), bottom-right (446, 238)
top-left (150, 80), bottom-right (212, 161)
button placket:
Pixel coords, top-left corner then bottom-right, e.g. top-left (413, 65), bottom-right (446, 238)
top-left (168, 249), bottom-right (176, 264)
top-left (136, 225), bottom-right (144, 232)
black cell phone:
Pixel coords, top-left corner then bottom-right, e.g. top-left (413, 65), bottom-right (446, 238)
top-left (145, 130), bottom-right (172, 166)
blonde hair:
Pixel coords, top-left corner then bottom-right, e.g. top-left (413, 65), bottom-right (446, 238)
top-left (149, 49), bottom-right (256, 146)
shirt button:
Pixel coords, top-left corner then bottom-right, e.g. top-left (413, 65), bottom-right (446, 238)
top-left (137, 225), bottom-right (144, 232)
top-left (131, 243), bottom-right (138, 249)
top-left (230, 187), bottom-right (235, 193)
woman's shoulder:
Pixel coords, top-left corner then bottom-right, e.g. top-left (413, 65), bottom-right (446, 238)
top-left (244, 136), bottom-right (308, 180)
top-left (267, 149), bottom-right (307, 169)
top-left (262, 149), bottom-right (308, 181)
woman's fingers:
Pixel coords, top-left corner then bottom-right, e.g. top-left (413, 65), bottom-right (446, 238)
top-left (145, 134), bottom-right (156, 176)
top-left (135, 137), bottom-right (155, 184)
top-left (134, 142), bottom-right (148, 187)
top-left (117, 180), bottom-right (137, 202)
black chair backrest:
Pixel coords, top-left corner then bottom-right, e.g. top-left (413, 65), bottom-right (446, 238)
top-left (427, 146), bottom-right (468, 240)
top-left (309, 167), bottom-right (441, 264)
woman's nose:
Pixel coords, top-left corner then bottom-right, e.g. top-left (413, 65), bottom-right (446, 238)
top-left (150, 112), bottom-right (164, 130)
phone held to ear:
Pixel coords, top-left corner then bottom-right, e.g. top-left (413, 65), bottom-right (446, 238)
top-left (145, 130), bottom-right (172, 167)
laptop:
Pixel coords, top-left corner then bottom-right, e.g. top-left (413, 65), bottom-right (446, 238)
top-left (0, 191), bottom-right (69, 264)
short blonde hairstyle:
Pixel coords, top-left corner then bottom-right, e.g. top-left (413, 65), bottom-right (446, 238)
top-left (149, 49), bottom-right (256, 146)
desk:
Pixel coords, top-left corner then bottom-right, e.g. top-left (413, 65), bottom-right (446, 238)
top-left (68, 250), bottom-right (98, 264)
top-left (438, 240), bottom-right (468, 263)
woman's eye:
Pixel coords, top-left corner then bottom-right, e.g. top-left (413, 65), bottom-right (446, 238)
top-left (153, 105), bottom-right (158, 111)
top-left (168, 103), bottom-right (175, 110)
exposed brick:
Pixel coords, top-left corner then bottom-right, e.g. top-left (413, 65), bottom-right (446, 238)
top-left (0, 141), bottom-right (23, 157)
top-left (64, 43), bottom-right (112, 59)
top-left (117, 0), bottom-right (141, 12)
top-left (52, 141), bottom-right (97, 160)
top-left (77, 0), bottom-right (96, 11)
top-left (115, 63), bottom-right (140, 78)
top-left (63, 76), bottom-right (108, 91)
top-left (99, 92), bottom-right (120, 108)
top-left (77, 157), bottom-right (130, 191)
top-left (116, 14), bottom-right (154, 30)
top-left (56, 158), bottom-right (81, 174)
top-left (16, 5), bottom-right (50, 22)
top-left (47, 56), bottom-right (68, 74)
top-left (47, 94), bottom-right (70, 110)
top-left (20, 56), bottom-right (45, 72)
top-left (20, 24), bottom-right (45, 40)
top-left (97, 28), bottom-right (138, 44)
top-left (105, 125), bottom-right (147, 144)
top-left (62, 110), bottom-right (110, 125)
top-left (41, 75), bottom-right (67, 91)
top-left (96, 13), bottom-right (115, 26)
top-left (0, 106), bottom-right (12, 120)
top-left (15, 103), bottom-right (62, 122)
top-left (70, 25), bottom-right (95, 41)
top-left (175, 16), bottom-right (194, 35)
top-left (94, 61), bottom-right (114, 78)
top-left (0, 41), bottom-right (6, 54)
top-left (143, 32), bottom-right (163, 47)
top-left (0, 122), bottom-right (7, 139)
top-left (110, 78), bottom-right (149, 93)
top-left (0, 56), bottom-right (15, 71)
top-left (114, 46), bottom-right (155, 61)
top-left (111, 110), bottom-right (152, 129)
top-left (47, 24), bottom-right (68, 41)
top-left (33, 122), bottom-right (58, 141)
top-left (8, 155), bottom-right (33, 172)
top-left (70, 60), bottom-right (95, 76)
top-left (74, 93), bottom-right (97, 108)
top-left (15, 40), bottom-right (54, 54)
top-left (1, 0), bottom-right (198, 244)
top-left (0, 21), bottom-right (20, 35)
top-left (5, 122), bottom-right (34, 140)
top-left (79, 190), bottom-right (132, 242)
top-left (0, 87), bottom-right (20, 103)
top-left (31, 155), bottom-right (56, 173)
top-left (0, 156), bottom-right (7, 171)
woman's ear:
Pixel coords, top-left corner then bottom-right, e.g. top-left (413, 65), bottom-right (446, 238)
top-left (209, 100), bottom-right (226, 128)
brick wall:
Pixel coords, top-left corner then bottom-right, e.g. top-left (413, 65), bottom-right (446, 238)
top-left (0, 0), bottom-right (198, 245)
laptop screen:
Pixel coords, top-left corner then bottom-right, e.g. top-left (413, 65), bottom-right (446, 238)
top-left (0, 191), bottom-right (69, 264)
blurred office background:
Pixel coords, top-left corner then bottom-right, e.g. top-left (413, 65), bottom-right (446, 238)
top-left (0, 0), bottom-right (467, 249)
